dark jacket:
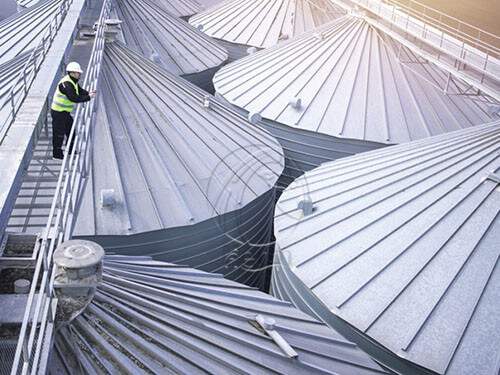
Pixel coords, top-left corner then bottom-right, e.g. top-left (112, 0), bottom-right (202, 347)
top-left (59, 75), bottom-right (90, 103)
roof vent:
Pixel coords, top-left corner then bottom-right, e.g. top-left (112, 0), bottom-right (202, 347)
top-left (247, 47), bottom-right (258, 55)
top-left (298, 196), bottom-right (313, 215)
top-left (101, 189), bottom-right (115, 208)
top-left (53, 240), bottom-right (105, 324)
top-left (204, 95), bottom-right (212, 109)
top-left (254, 315), bottom-right (299, 359)
top-left (104, 19), bottom-right (122, 42)
top-left (197, 24), bottom-right (204, 31)
top-left (289, 97), bottom-right (302, 109)
top-left (313, 32), bottom-right (324, 40)
top-left (279, 33), bottom-right (289, 40)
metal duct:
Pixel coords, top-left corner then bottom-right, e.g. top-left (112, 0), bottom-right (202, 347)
top-left (272, 120), bottom-right (500, 374)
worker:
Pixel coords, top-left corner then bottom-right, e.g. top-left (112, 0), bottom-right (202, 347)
top-left (51, 61), bottom-right (96, 159)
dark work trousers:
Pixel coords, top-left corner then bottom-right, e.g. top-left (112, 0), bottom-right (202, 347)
top-left (51, 109), bottom-right (74, 159)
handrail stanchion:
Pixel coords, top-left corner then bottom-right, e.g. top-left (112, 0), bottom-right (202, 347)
top-left (9, 0), bottom-right (112, 373)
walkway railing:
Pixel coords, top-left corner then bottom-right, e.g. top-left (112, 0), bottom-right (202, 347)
top-left (0, 0), bottom-right (72, 145)
top-left (9, 0), bottom-right (111, 373)
top-left (338, 0), bottom-right (500, 100)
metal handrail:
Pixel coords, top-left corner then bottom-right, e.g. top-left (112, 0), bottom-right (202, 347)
top-left (0, 0), bottom-right (72, 145)
top-left (9, 0), bottom-right (111, 373)
top-left (344, 0), bottom-right (500, 72)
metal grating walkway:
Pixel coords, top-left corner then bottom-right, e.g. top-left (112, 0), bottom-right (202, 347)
top-left (6, 114), bottom-right (61, 235)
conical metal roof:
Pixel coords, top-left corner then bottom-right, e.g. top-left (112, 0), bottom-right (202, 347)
top-left (272, 119), bottom-right (500, 374)
top-left (214, 16), bottom-right (497, 144)
top-left (50, 256), bottom-right (390, 375)
top-left (74, 42), bottom-right (283, 288)
top-left (0, 0), bottom-right (63, 65)
top-left (116, 0), bottom-right (227, 76)
top-left (189, 0), bottom-right (346, 49)
top-left (154, 0), bottom-right (202, 18)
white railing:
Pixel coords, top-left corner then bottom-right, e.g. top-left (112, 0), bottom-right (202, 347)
top-left (9, 0), bottom-right (111, 373)
top-left (340, 0), bottom-right (500, 98)
top-left (0, 0), bottom-right (72, 145)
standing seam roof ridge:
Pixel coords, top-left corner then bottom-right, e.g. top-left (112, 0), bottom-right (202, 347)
top-left (399, 194), bottom-right (500, 353)
top-left (278, 127), bottom-right (498, 203)
top-left (124, 0), bottom-right (220, 64)
top-left (281, 134), bottom-right (500, 258)
top-left (190, 0), bottom-right (345, 48)
top-left (302, 121), bottom-right (500, 176)
top-left (114, 41), bottom-right (278, 153)
top-left (104, 46), bottom-right (249, 212)
top-left (116, 0), bottom-right (226, 75)
top-left (93, 286), bottom-right (328, 373)
top-left (214, 16), bottom-right (496, 145)
top-left (330, 174), bottom-right (499, 310)
top-left (278, 133), bottom-right (500, 255)
top-left (217, 17), bottom-right (359, 108)
top-left (111, 42), bottom-right (283, 182)
top-left (272, 121), bottom-right (500, 373)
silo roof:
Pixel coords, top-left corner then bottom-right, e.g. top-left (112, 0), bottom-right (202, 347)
top-left (0, 0), bottom-right (63, 65)
top-left (274, 119), bottom-right (500, 374)
top-left (154, 0), bottom-right (202, 18)
top-left (214, 16), bottom-right (498, 144)
top-left (74, 42), bottom-right (283, 236)
top-left (116, 0), bottom-right (227, 75)
top-left (189, 0), bottom-right (347, 48)
top-left (50, 255), bottom-right (390, 375)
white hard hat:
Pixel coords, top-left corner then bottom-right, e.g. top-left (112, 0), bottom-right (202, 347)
top-left (66, 61), bottom-right (83, 73)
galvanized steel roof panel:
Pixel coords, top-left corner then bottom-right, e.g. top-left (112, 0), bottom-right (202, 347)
top-left (273, 120), bottom-right (500, 374)
top-left (214, 16), bottom-right (497, 144)
top-left (0, 0), bottom-right (63, 65)
top-left (16, 0), bottom-right (41, 8)
top-left (154, 0), bottom-right (202, 18)
top-left (116, 0), bottom-right (227, 75)
top-left (50, 256), bottom-right (389, 375)
top-left (189, 0), bottom-right (347, 48)
top-left (74, 42), bottom-right (283, 235)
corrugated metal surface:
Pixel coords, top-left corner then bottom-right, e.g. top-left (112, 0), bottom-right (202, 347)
top-left (214, 16), bottom-right (497, 144)
top-left (116, 0), bottom-right (227, 78)
top-left (49, 255), bottom-right (389, 375)
top-left (74, 42), bottom-right (284, 288)
top-left (272, 119), bottom-right (500, 374)
top-left (189, 0), bottom-right (346, 60)
top-left (154, 0), bottom-right (202, 18)
top-left (0, 48), bottom-right (39, 125)
top-left (16, 0), bottom-right (41, 9)
top-left (0, 0), bottom-right (63, 65)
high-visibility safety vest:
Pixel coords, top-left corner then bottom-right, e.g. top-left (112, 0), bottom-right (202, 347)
top-left (51, 75), bottom-right (79, 112)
